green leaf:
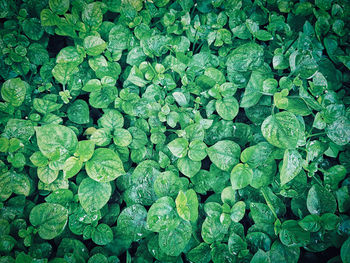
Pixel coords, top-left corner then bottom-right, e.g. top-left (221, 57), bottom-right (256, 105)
top-left (113, 128), bottom-right (132, 147)
top-left (241, 142), bottom-right (274, 168)
top-left (56, 46), bottom-right (83, 64)
top-left (230, 201), bottom-right (246, 222)
top-left (154, 0), bottom-right (169, 7)
top-left (89, 86), bottom-right (117, 109)
top-left (188, 140), bottom-right (207, 161)
top-left (3, 119), bottom-right (35, 142)
top-left (324, 165), bottom-right (347, 190)
top-left (154, 171), bottom-right (187, 198)
top-left (90, 128), bottom-right (111, 146)
top-left (125, 160), bottom-right (160, 206)
top-left (270, 241), bottom-right (300, 263)
top-left (22, 18), bottom-right (44, 41)
top-left (226, 42), bottom-right (264, 72)
top-left (306, 184), bottom-right (337, 215)
top-left (49, 0), bottom-right (69, 15)
top-left (82, 2), bottom-right (103, 29)
top-left (326, 116), bottom-right (350, 146)
top-left (230, 163), bottom-right (253, 190)
top-left (204, 67), bottom-right (226, 85)
top-left (240, 70), bottom-right (270, 108)
top-left (126, 46), bottom-right (146, 66)
top-left (109, 24), bottom-right (131, 51)
top-left (146, 196), bottom-right (180, 232)
top-left (187, 243), bottom-right (211, 263)
top-left (37, 165), bottom-right (59, 184)
top-left (1, 78), bottom-right (27, 107)
top-left (211, 243), bottom-right (234, 263)
top-left (158, 220), bottom-right (192, 257)
top-left (251, 249), bottom-right (270, 263)
top-left (250, 203), bottom-right (275, 224)
top-left (116, 204), bottom-right (150, 241)
top-left (91, 224), bottom-right (113, 245)
top-left (175, 189), bottom-right (198, 222)
top-left (216, 97), bottom-right (239, 120)
top-left (207, 140), bottom-right (241, 171)
top-left (341, 237), bottom-right (350, 263)
top-left (168, 138), bottom-right (189, 158)
top-left (280, 149), bottom-right (303, 185)
top-left (261, 111), bottom-right (304, 149)
top-left (279, 220), bottom-right (310, 247)
top-left (88, 253), bottom-right (108, 263)
top-left (177, 156), bottom-right (201, 178)
top-left (98, 109), bottom-right (124, 130)
top-left (45, 189), bottom-right (73, 206)
top-left (35, 124), bottom-right (78, 165)
top-left (29, 203), bottom-right (68, 240)
top-left (40, 8), bottom-right (59, 26)
top-left (84, 36), bottom-right (107, 56)
top-left (0, 171), bottom-right (31, 200)
top-left (78, 177), bottom-right (111, 213)
top-left (33, 98), bottom-right (62, 114)
top-left (298, 215), bottom-right (320, 232)
top-left (67, 99), bottom-right (90, 124)
top-left (228, 232), bottom-right (247, 255)
top-left (85, 148), bottom-right (125, 182)
top-left (255, 30), bottom-right (273, 41)
top-left (202, 216), bottom-right (230, 244)
top-left (52, 63), bottom-right (79, 85)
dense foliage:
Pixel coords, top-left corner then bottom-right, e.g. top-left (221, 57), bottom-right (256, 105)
top-left (1, 0), bottom-right (350, 262)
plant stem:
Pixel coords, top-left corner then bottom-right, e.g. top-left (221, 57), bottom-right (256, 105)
top-left (306, 132), bottom-right (326, 138)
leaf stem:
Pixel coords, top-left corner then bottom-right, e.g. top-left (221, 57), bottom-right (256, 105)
top-left (194, 42), bottom-right (203, 53)
top-left (306, 132), bottom-right (326, 138)
top-left (312, 175), bottom-right (323, 186)
top-left (271, 105), bottom-right (276, 115)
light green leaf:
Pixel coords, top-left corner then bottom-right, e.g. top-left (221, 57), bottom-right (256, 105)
top-left (261, 111), bottom-right (304, 149)
top-left (188, 140), bottom-right (207, 161)
top-left (1, 78), bottom-right (27, 107)
top-left (113, 128), bottom-right (132, 147)
top-left (146, 196), bottom-right (180, 232)
top-left (216, 97), bottom-right (239, 120)
top-left (177, 156), bottom-right (201, 178)
top-left (230, 163), bottom-right (253, 190)
top-left (326, 116), bottom-right (350, 146)
top-left (56, 46), bottom-right (83, 64)
top-left (29, 203), bottom-right (68, 240)
top-left (175, 189), bottom-right (198, 222)
top-left (207, 140), bottom-right (241, 171)
top-left (82, 2), bottom-right (103, 29)
top-left (230, 201), bottom-right (246, 222)
top-left (52, 63), bottom-right (79, 85)
top-left (75, 140), bottom-right (95, 162)
top-left (35, 124), bottom-right (78, 163)
top-left (84, 36), bottom-right (107, 56)
top-left (280, 149), bottom-right (303, 185)
top-left (85, 148), bottom-right (125, 182)
top-left (37, 165), bottom-right (59, 184)
top-left (168, 138), bottom-right (189, 158)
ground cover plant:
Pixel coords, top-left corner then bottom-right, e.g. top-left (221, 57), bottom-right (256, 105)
top-left (0, 0), bottom-right (350, 262)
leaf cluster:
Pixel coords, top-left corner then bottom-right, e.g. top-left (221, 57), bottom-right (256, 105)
top-left (0, 0), bottom-right (350, 262)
